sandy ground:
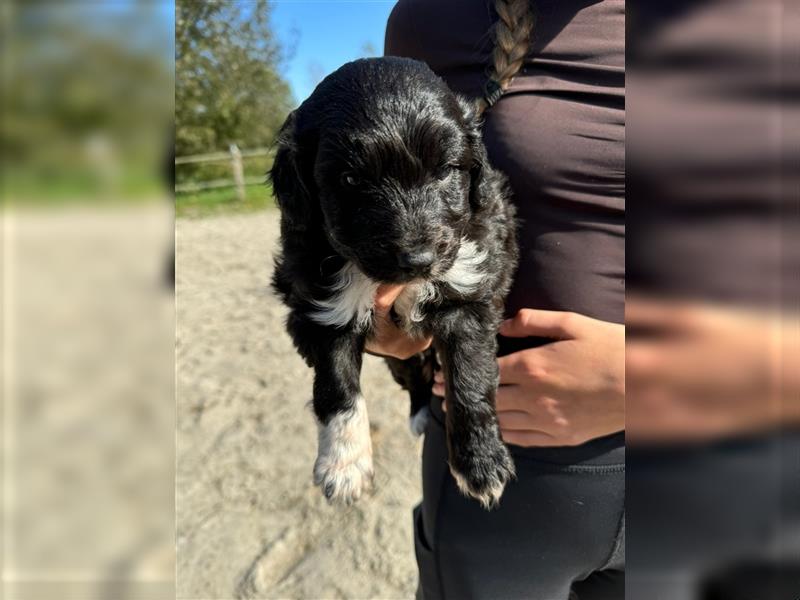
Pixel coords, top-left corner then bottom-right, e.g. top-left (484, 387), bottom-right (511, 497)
top-left (176, 210), bottom-right (423, 600)
top-left (5, 205), bottom-right (175, 600)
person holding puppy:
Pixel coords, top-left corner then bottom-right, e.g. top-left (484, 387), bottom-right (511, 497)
top-left (376, 1), bottom-right (625, 598)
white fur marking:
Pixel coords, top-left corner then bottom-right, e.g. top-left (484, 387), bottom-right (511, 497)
top-left (409, 406), bottom-right (431, 436)
top-left (308, 237), bottom-right (486, 332)
top-left (309, 263), bottom-right (379, 331)
top-left (394, 281), bottom-right (439, 324)
top-left (313, 396), bottom-right (373, 505)
top-left (449, 464), bottom-right (507, 510)
top-left (440, 239), bottom-right (488, 294)
top-left (394, 238), bottom-right (488, 324)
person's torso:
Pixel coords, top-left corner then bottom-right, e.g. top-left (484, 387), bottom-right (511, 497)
top-left (385, 0), bottom-right (626, 355)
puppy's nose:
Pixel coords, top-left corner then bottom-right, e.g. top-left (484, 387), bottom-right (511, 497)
top-left (398, 249), bottom-right (435, 273)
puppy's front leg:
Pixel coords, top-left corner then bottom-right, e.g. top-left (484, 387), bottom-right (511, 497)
top-left (309, 330), bottom-right (373, 505)
top-left (434, 305), bottom-right (515, 509)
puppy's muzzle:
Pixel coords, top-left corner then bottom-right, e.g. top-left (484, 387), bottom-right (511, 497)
top-left (397, 248), bottom-right (435, 277)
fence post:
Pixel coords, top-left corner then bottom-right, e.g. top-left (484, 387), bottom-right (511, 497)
top-left (229, 143), bottom-right (245, 202)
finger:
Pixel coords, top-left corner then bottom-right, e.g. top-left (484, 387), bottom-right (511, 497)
top-left (497, 351), bottom-right (548, 386)
top-left (625, 340), bottom-right (663, 379)
top-left (391, 336), bottom-right (433, 360)
top-left (499, 309), bottom-right (580, 339)
top-left (501, 429), bottom-right (557, 447)
top-left (393, 335), bottom-right (433, 360)
top-left (373, 284), bottom-right (406, 315)
top-left (365, 329), bottom-right (432, 360)
top-left (626, 297), bottom-right (699, 332)
top-left (625, 297), bottom-right (672, 326)
top-left (432, 381), bottom-right (445, 397)
top-left (364, 315), bottom-right (404, 353)
top-left (496, 410), bottom-right (536, 431)
top-left (497, 353), bottom-right (526, 384)
top-left (434, 370), bottom-right (444, 384)
top-left (626, 338), bottom-right (690, 387)
top-left (495, 383), bottom-right (546, 412)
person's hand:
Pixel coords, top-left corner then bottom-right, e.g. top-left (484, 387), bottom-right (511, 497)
top-left (364, 284), bottom-right (432, 359)
top-left (433, 309), bottom-right (625, 447)
top-left (626, 297), bottom-right (800, 443)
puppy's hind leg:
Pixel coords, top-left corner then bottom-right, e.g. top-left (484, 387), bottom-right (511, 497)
top-left (295, 321), bottom-right (373, 505)
top-left (384, 350), bottom-right (436, 436)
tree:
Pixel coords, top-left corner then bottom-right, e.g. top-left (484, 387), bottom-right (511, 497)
top-left (175, 0), bottom-right (293, 158)
top-left (1, 1), bottom-right (173, 199)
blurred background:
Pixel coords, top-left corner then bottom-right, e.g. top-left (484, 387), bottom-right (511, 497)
top-left (627, 0), bottom-right (800, 598)
top-left (4, 1), bottom-right (173, 204)
top-left (2, 2), bottom-right (176, 600)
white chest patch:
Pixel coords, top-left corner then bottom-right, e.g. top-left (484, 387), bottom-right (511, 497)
top-left (439, 240), bottom-right (488, 295)
top-left (308, 239), bottom-right (488, 331)
top-left (309, 263), bottom-right (379, 331)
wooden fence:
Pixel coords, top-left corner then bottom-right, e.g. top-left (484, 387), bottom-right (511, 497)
top-left (174, 144), bottom-right (272, 200)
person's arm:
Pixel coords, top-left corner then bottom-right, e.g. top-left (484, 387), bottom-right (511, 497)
top-left (434, 309), bottom-right (626, 446)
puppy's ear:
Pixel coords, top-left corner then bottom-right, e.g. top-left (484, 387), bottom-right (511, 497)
top-left (458, 98), bottom-right (493, 212)
top-left (270, 110), bottom-right (316, 231)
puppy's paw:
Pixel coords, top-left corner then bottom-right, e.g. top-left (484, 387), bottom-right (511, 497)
top-left (313, 398), bottom-right (374, 506)
top-left (449, 437), bottom-right (515, 510)
top-left (313, 446), bottom-right (373, 505)
top-left (408, 406), bottom-right (430, 436)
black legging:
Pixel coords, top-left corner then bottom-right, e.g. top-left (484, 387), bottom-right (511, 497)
top-left (627, 434), bottom-right (800, 600)
top-left (414, 398), bottom-right (625, 600)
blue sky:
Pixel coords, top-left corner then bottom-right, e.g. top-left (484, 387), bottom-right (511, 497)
top-left (269, 1), bottom-right (397, 104)
top-left (78, 1), bottom-right (392, 103)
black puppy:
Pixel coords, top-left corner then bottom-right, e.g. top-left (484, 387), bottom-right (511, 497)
top-left (271, 57), bottom-right (518, 509)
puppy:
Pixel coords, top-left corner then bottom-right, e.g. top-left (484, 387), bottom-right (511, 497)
top-left (271, 57), bottom-right (518, 509)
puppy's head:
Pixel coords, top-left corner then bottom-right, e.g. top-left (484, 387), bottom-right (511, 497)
top-left (271, 57), bottom-right (493, 283)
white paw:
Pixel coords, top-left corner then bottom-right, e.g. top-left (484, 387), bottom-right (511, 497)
top-left (313, 397), bottom-right (373, 505)
top-left (314, 447), bottom-right (373, 505)
top-left (448, 441), bottom-right (515, 510)
top-left (449, 466), bottom-right (507, 510)
top-left (408, 406), bottom-right (430, 436)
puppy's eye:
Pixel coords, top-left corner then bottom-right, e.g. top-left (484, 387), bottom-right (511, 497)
top-left (341, 173), bottom-right (361, 187)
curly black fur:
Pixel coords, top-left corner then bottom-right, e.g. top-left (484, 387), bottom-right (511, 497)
top-left (271, 57), bottom-right (518, 508)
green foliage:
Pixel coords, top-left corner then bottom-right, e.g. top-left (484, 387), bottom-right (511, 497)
top-left (175, 0), bottom-right (294, 160)
top-left (1, 2), bottom-right (173, 202)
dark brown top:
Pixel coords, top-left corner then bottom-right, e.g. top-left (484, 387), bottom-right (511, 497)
top-left (385, 0), bottom-right (625, 354)
top-left (627, 1), bottom-right (795, 308)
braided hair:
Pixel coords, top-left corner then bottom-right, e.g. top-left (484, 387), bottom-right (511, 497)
top-left (477, 0), bottom-right (534, 115)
